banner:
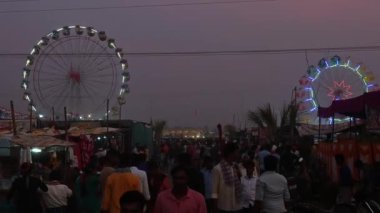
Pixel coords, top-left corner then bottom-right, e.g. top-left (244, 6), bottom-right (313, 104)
top-left (316, 140), bottom-right (378, 182)
top-left (358, 143), bottom-right (374, 164)
top-left (297, 122), bottom-right (361, 136)
top-left (373, 143), bottom-right (380, 162)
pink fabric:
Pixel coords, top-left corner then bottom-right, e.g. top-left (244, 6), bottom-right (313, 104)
top-left (154, 188), bottom-right (207, 213)
top-left (73, 136), bottom-right (94, 169)
top-left (79, 135), bottom-right (94, 168)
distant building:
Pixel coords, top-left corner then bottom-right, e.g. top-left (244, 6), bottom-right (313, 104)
top-left (163, 128), bottom-right (216, 139)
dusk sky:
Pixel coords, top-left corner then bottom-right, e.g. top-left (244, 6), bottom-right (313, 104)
top-left (1, 0), bottom-right (380, 128)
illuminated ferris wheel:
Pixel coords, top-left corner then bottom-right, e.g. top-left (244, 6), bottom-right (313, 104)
top-left (296, 55), bottom-right (379, 125)
top-left (21, 25), bottom-right (130, 119)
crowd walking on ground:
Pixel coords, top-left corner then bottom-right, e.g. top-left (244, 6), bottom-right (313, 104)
top-left (5, 139), bottom-right (380, 213)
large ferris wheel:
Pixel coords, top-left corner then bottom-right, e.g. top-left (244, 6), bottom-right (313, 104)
top-left (21, 25), bottom-right (129, 119)
top-left (297, 55), bottom-right (379, 125)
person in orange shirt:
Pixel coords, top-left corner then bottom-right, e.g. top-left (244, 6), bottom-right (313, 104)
top-left (101, 153), bottom-right (141, 213)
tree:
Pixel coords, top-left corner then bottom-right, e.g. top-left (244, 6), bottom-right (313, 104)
top-left (248, 103), bottom-right (278, 143)
top-left (224, 124), bottom-right (237, 138)
top-left (248, 102), bottom-right (298, 144)
top-left (152, 120), bottom-right (167, 142)
top-left (288, 102), bottom-right (299, 143)
top-left (278, 102), bottom-right (299, 143)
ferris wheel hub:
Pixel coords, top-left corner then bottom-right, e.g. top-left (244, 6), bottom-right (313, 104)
top-left (68, 71), bottom-right (81, 84)
top-left (328, 80), bottom-right (353, 100)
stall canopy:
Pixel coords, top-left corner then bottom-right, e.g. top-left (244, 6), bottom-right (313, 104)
top-left (10, 135), bottom-right (75, 148)
top-left (318, 90), bottom-right (380, 118)
top-left (30, 127), bottom-right (64, 136)
top-left (24, 126), bottom-right (121, 137)
top-left (68, 126), bottom-right (120, 136)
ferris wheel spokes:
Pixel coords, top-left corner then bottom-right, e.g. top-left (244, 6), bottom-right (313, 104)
top-left (22, 25), bottom-right (130, 119)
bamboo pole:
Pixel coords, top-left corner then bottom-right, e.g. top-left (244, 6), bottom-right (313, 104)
top-left (107, 99), bottom-right (109, 133)
top-left (291, 87), bottom-right (297, 144)
top-left (318, 116), bottom-right (321, 143)
top-left (64, 107), bottom-right (68, 138)
top-left (10, 101), bottom-right (16, 136)
top-left (29, 107), bottom-right (32, 132)
top-left (331, 114), bottom-right (335, 142)
top-left (119, 104), bottom-right (122, 121)
top-left (52, 107), bottom-right (55, 122)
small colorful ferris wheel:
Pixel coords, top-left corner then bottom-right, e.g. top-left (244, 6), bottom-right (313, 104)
top-left (21, 25), bottom-right (130, 120)
top-left (296, 55), bottom-right (379, 125)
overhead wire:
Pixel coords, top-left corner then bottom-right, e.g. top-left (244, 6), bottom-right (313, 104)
top-left (0, 0), bottom-right (275, 13)
top-left (0, 0), bottom-right (38, 2)
top-left (123, 45), bottom-right (380, 56)
top-left (1, 45), bottom-right (380, 58)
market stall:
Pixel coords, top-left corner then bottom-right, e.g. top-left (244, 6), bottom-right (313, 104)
top-left (0, 134), bottom-right (75, 205)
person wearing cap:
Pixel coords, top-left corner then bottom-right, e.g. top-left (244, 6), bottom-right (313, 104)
top-left (7, 162), bottom-right (48, 213)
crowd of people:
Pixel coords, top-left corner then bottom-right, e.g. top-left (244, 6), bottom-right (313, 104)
top-left (5, 139), bottom-right (380, 213)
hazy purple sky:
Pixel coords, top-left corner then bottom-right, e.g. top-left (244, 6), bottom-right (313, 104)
top-left (1, 0), bottom-right (380, 128)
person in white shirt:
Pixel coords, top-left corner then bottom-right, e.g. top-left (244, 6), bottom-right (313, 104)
top-left (254, 155), bottom-right (290, 213)
top-left (42, 170), bottom-right (72, 213)
top-left (131, 154), bottom-right (151, 200)
top-left (241, 160), bottom-right (258, 213)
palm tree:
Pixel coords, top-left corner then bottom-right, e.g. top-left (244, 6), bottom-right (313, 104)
top-left (152, 120), bottom-right (167, 142)
top-left (224, 124), bottom-right (237, 138)
top-left (248, 102), bottom-right (298, 144)
top-left (288, 102), bottom-right (299, 142)
top-left (279, 102), bottom-right (299, 143)
top-left (248, 103), bottom-right (278, 143)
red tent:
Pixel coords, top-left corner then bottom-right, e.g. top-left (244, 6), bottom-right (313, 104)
top-left (331, 95), bottom-right (366, 118)
top-left (317, 90), bottom-right (380, 118)
top-left (364, 90), bottom-right (380, 110)
top-left (318, 106), bottom-right (335, 118)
